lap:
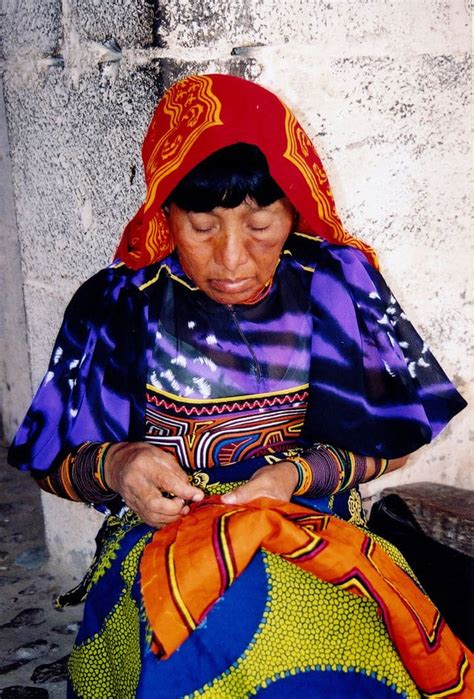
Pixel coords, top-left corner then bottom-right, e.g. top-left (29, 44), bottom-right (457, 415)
top-left (67, 515), bottom-right (418, 698)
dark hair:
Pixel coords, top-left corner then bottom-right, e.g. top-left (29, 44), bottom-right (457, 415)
top-left (163, 143), bottom-right (285, 212)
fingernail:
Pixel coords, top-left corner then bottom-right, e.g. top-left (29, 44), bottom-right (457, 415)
top-left (192, 492), bottom-right (204, 502)
top-left (222, 493), bottom-right (236, 504)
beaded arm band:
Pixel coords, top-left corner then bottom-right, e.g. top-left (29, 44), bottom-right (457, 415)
top-left (291, 444), bottom-right (389, 498)
top-left (36, 441), bottom-right (116, 503)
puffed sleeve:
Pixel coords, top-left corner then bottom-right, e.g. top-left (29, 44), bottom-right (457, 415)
top-left (8, 266), bottom-right (147, 477)
top-left (302, 244), bottom-right (467, 457)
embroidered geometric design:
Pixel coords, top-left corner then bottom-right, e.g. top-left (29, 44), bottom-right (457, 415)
top-left (145, 386), bottom-right (308, 470)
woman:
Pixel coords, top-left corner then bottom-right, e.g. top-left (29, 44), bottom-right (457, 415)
top-left (9, 74), bottom-right (471, 697)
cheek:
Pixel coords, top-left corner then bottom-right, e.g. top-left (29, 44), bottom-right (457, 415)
top-left (254, 225), bottom-right (291, 259)
top-left (250, 240), bottom-right (285, 275)
top-left (177, 240), bottom-right (212, 281)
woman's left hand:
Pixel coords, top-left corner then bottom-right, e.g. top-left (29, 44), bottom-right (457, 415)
top-left (220, 461), bottom-right (298, 505)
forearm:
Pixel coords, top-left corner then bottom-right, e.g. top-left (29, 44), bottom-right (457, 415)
top-left (35, 441), bottom-right (116, 504)
top-left (365, 454), bottom-right (408, 479)
top-left (288, 444), bottom-right (408, 498)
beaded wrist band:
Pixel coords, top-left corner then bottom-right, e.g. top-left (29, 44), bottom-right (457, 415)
top-left (72, 441), bottom-right (116, 502)
top-left (366, 456), bottom-right (390, 482)
top-left (38, 441), bottom-right (117, 503)
top-left (290, 444), bottom-right (368, 498)
top-left (292, 456), bottom-right (313, 496)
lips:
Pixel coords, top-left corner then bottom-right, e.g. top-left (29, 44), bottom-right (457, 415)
top-left (209, 278), bottom-right (253, 294)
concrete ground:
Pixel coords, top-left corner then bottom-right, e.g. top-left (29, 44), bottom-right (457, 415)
top-left (0, 444), bottom-right (84, 698)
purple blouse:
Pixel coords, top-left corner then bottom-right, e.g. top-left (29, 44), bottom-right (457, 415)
top-left (8, 235), bottom-right (466, 492)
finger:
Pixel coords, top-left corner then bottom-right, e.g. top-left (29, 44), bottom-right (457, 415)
top-left (161, 472), bottom-right (204, 502)
top-left (121, 496), bottom-right (183, 527)
top-left (147, 493), bottom-right (187, 516)
top-left (140, 497), bottom-right (189, 527)
top-left (166, 481), bottom-right (204, 502)
top-left (166, 497), bottom-right (190, 515)
top-left (148, 452), bottom-right (205, 502)
top-left (146, 501), bottom-right (190, 528)
top-left (145, 512), bottom-right (184, 528)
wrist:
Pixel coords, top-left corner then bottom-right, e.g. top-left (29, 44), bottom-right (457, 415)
top-left (280, 461), bottom-right (298, 492)
top-left (289, 445), bottom-right (368, 497)
top-left (56, 441), bottom-right (118, 504)
top-left (275, 460), bottom-right (299, 493)
top-left (103, 442), bottom-right (127, 493)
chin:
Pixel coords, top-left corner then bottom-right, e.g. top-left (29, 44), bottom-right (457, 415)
top-left (207, 292), bottom-right (243, 305)
top-left (204, 281), bottom-right (261, 305)
top-left (205, 288), bottom-right (256, 305)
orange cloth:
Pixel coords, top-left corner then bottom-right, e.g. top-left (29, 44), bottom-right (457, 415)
top-left (141, 497), bottom-right (473, 697)
top-left (115, 74), bottom-right (378, 270)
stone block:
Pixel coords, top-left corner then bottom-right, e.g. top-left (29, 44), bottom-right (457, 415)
top-left (156, 56), bottom-right (262, 91)
top-left (3, 62), bottom-right (159, 287)
top-left (156, 0), bottom-right (469, 54)
top-left (69, 0), bottom-right (156, 48)
top-left (0, 82), bottom-right (32, 441)
top-left (1, 0), bottom-right (62, 59)
top-left (41, 492), bottom-right (103, 578)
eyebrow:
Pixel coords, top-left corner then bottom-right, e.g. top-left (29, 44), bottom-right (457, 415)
top-left (187, 201), bottom-right (279, 215)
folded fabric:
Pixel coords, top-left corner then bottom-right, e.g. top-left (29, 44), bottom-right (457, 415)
top-left (141, 496), bottom-right (473, 697)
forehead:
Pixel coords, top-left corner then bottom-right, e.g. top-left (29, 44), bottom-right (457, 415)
top-left (177, 198), bottom-right (291, 216)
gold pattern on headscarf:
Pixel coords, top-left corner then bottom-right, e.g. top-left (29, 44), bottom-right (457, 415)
top-left (144, 76), bottom-right (223, 214)
top-left (283, 107), bottom-right (341, 233)
top-left (283, 106), bottom-right (379, 267)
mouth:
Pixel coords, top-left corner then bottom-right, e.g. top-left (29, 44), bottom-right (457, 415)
top-left (209, 278), bottom-right (253, 294)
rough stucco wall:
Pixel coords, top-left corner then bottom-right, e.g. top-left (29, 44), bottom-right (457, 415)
top-left (0, 81), bottom-right (32, 439)
top-left (1, 0), bottom-right (472, 575)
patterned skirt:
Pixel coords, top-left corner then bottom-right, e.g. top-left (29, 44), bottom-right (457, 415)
top-left (64, 471), bottom-right (473, 699)
top-left (66, 524), bottom-right (421, 697)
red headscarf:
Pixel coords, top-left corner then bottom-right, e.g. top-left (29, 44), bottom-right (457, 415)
top-left (115, 73), bottom-right (378, 269)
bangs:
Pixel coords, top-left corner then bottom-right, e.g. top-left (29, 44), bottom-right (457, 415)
top-left (163, 143), bottom-right (285, 212)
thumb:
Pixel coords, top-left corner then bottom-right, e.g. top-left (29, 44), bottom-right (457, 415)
top-left (221, 483), bottom-right (253, 505)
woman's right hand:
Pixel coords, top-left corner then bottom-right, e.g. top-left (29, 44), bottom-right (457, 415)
top-left (104, 442), bottom-right (204, 528)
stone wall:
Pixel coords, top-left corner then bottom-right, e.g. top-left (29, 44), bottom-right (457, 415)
top-left (1, 0), bottom-right (472, 575)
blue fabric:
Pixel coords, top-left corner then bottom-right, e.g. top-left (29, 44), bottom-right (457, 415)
top-left (255, 670), bottom-right (406, 697)
top-left (137, 553), bottom-right (268, 697)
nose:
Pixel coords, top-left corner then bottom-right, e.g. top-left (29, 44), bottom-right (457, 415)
top-left (215, 228), bottom-right (248, 273)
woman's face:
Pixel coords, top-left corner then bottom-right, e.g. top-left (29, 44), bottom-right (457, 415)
top-left (167, 197), bottom-right (294, 305)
